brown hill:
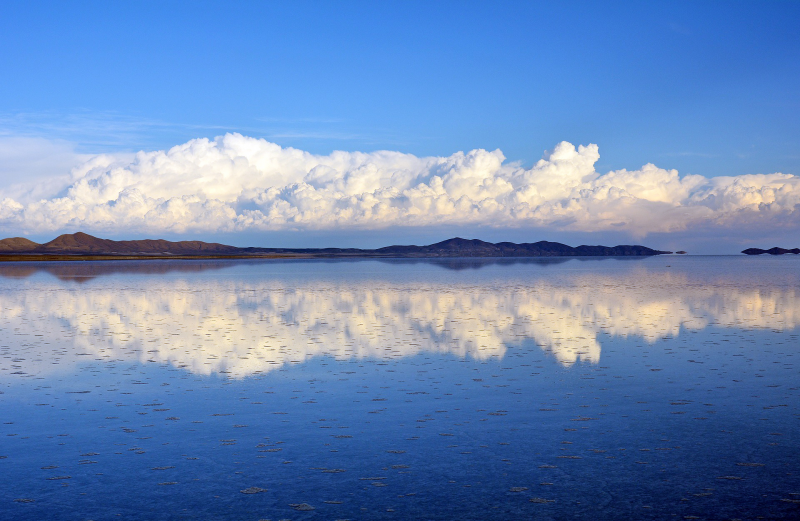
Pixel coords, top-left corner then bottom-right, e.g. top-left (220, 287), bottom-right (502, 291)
top-left (32, 232), bottom-right (239, 255)
top-left (0, 237), bottom-right (41, 252)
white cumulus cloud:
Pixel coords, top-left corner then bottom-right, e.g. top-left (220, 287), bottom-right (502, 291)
top-left (0, 133), bottom-right (798, 237)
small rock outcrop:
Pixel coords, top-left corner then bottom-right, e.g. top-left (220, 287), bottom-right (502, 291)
top-left (742, 247), bottom-right (800, 255)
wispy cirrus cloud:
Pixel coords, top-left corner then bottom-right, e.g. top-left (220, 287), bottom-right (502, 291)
top-left (659, 151), bottom-right (719, 158)
top-left (0, 110), bottom-right (183, 151)
top-left (0, 110), bottom-right (404, 154)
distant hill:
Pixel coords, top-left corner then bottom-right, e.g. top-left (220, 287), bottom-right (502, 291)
top-left (238, 236), bottom-right (670, 257)
top-left (0, 232), bottom-right (239, 255)
top-left (742, 247), bottom-right (800, 255)
top-left (0, 232), bottom-right (671, 258)
top-left (0, 237), bottom-right (40, 252)
top-left (367, 237), bottom-right (669, 257)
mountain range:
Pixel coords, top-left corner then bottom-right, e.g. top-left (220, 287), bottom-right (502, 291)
top-left (0, 232), bottom-right (672, 258)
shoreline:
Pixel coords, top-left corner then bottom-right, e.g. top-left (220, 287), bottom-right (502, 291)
top-left (0, 254), bottom-right (306, 262)
top-left (0, 252), bottom-right (677, 263)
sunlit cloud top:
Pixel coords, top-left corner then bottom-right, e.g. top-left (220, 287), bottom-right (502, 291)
top-left (0, 133), bottom-right (798, 238)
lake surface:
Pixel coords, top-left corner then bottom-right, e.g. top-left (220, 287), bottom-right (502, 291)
top-left (1, 256), bottom-right (798, 520)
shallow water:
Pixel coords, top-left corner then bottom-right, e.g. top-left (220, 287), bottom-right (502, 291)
top-left (1, 256), bottom-right (798, 520)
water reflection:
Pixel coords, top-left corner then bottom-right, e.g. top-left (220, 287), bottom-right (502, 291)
top-left (1, 263), bottom-right (798, 379)
top-left (0, 255), bottom-right (637, 280)
top-left (0, 259), bottom-right (237, 282)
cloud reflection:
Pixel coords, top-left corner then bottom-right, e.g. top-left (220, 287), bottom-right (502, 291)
top-left (1, 267), bottom-right (798, 378)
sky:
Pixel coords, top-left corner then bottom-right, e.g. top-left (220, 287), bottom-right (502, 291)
top-left (0, 0), bottom-right (798, 253)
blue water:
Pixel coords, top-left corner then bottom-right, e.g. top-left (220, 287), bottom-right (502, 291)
top-left (1, 256), bottom-right (798, 520)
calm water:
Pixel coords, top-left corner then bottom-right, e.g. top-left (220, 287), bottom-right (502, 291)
top-left (1, 256), bottom-right (798, 520)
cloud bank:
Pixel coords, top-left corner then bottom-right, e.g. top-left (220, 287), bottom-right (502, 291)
top-left (0, 133), bottom-right (798, 237)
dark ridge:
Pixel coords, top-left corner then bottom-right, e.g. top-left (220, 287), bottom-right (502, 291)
top-left (742, 247), bottom-right (800, 255)
top-left (0, 232), bottom-right (672, 258)
top-left (369, 238), bottom-right (670, 257)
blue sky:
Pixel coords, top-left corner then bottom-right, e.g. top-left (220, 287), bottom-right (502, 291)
top-left (0, 1), bottom-right (798, 252)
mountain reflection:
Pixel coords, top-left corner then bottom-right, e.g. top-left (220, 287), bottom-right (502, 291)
top-left (0, 259), bottom-right (240, 282)
top-left (0, 255), bottom-right (637, 280)
top-left (1, 267), bottom-right (798, 378)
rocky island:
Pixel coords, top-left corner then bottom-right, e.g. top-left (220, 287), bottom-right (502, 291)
top-left (0, 232), bottom-right (672, 261)
top-left (742, 247), bottom-right (800, 255)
